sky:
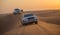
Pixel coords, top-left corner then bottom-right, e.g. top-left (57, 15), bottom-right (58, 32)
top-left (0, 0), bottom-right (60, 12)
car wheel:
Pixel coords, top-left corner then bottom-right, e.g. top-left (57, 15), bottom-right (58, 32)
top-left (22, 23), bottom-right (26, 26)
top-left (35, 21), bottom-right (38, 24)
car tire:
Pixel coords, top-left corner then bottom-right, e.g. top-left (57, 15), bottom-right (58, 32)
top-left (35, 21), bottom-right (38, 24)
top-left (22, 23), bottom-right (26, 26)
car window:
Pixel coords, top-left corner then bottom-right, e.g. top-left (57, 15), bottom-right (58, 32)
top-left (14, 9), bottom-right (20, 12)
top-left (24, 14), bottom-right (33, 17)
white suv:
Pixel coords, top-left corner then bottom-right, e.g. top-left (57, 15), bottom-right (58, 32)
top-left (13, 8), bottom-right (21, 15)
top-left (21, 13), bottom-right (38, 25)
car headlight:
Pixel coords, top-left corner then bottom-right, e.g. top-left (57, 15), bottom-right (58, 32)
top-left (23, 20), bottom-right (26, 22)
top-left (23, 18), bottom-right (27, 21)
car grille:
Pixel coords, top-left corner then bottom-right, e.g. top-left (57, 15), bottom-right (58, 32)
top-left (28, 17), bottom-right (34, 19)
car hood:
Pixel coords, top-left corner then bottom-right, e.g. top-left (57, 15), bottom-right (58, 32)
top-left (22, 16), bottom-right (37, 20)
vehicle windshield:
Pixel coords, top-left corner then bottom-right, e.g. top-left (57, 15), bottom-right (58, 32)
top-left (14, 9), bottom-right (20, 12)
top-left (24, 14), bottom-right (33, 17)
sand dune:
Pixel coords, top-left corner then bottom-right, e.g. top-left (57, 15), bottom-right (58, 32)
top-left (0, 10), bottom-right (60, 35)
top-left (0, 14), bottom-right (21, 35)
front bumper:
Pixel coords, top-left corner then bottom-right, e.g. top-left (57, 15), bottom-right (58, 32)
top-left (23, 19), bottom-right (37, 24)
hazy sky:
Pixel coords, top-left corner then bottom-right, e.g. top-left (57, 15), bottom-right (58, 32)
top-left (1, 0), bottom-right (60, 12)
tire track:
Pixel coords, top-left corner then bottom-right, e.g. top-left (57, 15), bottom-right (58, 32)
top-left (15, 25), bottom-right (26, 35)
top-left (37, 24), bottom-right (52, 35)
top-left (37, 16), bottom-right (52, 35)
top-left (33, 24), bottom-right (44, 35)
top-left (36, 17), bottom-right (52, 35)
top-left (22, 24), bottom-right (42, 35)
top-left (29, 24), bottom-right (43, 35)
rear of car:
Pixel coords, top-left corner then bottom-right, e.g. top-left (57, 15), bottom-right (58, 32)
top-left (21, 13), bottom-right (38, 25)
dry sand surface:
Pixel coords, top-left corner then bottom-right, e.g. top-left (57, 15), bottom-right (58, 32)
top-left (0, 14), bottom-right (22, 35)
top-left (0, 10), bottom-right (60, 35)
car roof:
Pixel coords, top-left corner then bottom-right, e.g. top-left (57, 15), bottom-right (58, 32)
top-left (22, 13), bottom-right (34, 17)
top-left (14, 8), bottom-right (20, 10)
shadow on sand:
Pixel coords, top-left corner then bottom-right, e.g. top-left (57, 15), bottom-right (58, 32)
top-left (0, 14), bottom-right (19, 35)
